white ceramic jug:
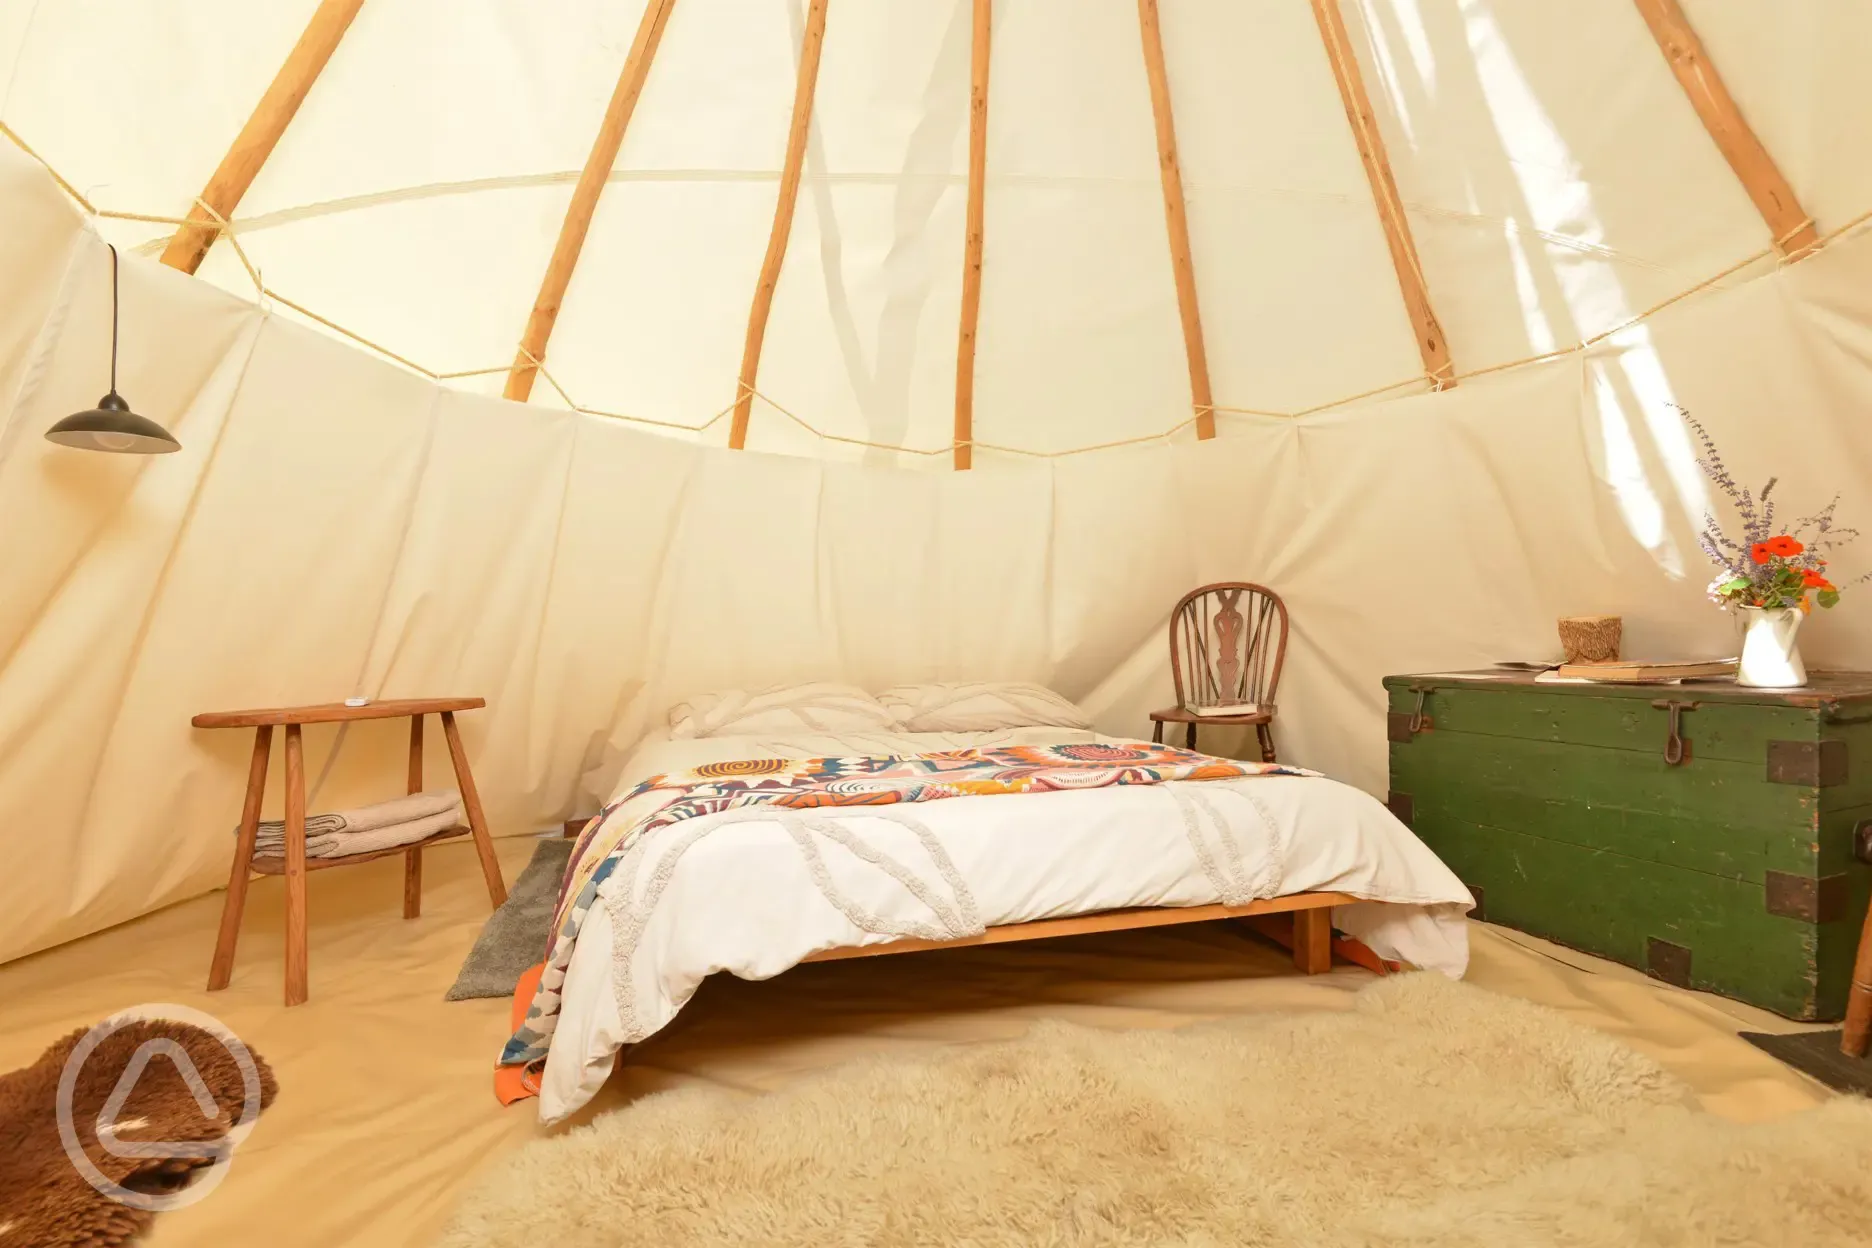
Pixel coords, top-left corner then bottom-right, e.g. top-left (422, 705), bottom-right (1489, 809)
top-left (1735, 606), bottom-right (1806, 689)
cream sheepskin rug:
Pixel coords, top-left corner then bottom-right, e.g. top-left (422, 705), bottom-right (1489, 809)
top-left (442, 974), bottom-right (1872, 1246)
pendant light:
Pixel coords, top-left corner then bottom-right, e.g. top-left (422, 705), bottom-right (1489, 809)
top-left (44, 244), bottom-right (181, 454)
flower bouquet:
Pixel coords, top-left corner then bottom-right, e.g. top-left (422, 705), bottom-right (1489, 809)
top-left (1684, 407), bottom-right (1861, 687)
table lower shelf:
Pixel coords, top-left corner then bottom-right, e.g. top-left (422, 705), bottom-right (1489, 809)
top-left (249, 826), bottom-right (468, 874)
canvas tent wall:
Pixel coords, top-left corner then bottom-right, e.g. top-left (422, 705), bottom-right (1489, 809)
top-left (1, 0), bottom-right (1871, 964)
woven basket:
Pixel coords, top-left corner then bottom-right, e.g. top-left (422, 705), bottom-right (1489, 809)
top-left (1557, 615), bottom-right (1622, 665)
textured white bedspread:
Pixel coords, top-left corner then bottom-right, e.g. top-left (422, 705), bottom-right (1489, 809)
top-left (539, 729), bottom-right (1473, 1122)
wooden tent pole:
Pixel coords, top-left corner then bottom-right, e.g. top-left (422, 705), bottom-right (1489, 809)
top-left (1136, 0), bottom-right (1215, 439)
top-left (728, 0), bottom-right (831, 450)
top-left (160, 0), bottom-right (367, 275)
top-left (505, 0), bottom-right (678, 402)
top-left (1631, 0), bottom-right (1818, 257)
top-left (952, 0), bottom-right (992, 471)
top-left (1309, 0), bottom-right (1454, 389)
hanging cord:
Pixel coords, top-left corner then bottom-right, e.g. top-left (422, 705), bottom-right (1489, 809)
top-left (107, 242), bottom-right (118, 394)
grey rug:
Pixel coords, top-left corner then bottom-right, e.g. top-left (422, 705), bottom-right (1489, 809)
top-left (1741, 1028), bottom-right (1872, 1096)
top-left (445, 838), bottom-right (574, 1001)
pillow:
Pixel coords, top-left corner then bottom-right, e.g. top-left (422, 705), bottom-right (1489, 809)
top-left (875, 682), bottom-right (1092, 733)
top-left (666, 683), bottom-right (898, 739)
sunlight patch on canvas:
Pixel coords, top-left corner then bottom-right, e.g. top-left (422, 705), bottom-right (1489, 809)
top-left (1616, 326), bottom-right (1711, 535)
top-left (1458, 0), bottom-right (1636, 334)
top-left (1387, 0), bottom-right (1438, 96)
top-left (1505, 222), bottom-right (1558, 355)
top-left (1456, 0), bottom-right (1700, 575)
top-left (1590, 361), bottom-right (1672, 572)
top-left (1356, 0), bottom-right (1438, 150)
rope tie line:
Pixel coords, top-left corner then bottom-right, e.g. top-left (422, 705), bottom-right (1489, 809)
top-left (1208, 403), bottom-right (1300, 419)
top-left (5, 121), bottom-right (1870, 461)
top-left (1439, 241), bottom-right (1782, 388)
top-left (748, 386), bottom-right (951, 457)
top-left (513, 344), bottom-right (579, 411)
top-left (186, 196), bottom-right (265, 298)
top-left (1776, 216), bottom-right (1818, 251)
top-left (263, 288), bottom-right (436, 378)
top-left (433, 365), bottom-right (511, 381)
top-left (0, 120), bottom-right (96, 213)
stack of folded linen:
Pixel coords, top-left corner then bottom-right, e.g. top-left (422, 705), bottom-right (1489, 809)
top-left (245, 789), bottom-right (464, 859)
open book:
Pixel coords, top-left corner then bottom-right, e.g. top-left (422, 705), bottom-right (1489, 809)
top-left (1544, 659), bottom-right (1738, 684)
top-left (1184, 701), bottom-right (1265, 718)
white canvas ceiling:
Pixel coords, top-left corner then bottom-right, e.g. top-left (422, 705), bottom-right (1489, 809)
top-left (5, 0), bottom-right (1867, 461)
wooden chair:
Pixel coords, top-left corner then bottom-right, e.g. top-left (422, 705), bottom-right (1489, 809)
top-left (1150, 583), bottom-right (1289, 762)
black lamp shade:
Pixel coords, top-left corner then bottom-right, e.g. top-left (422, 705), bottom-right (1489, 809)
top-left (45, 391), bottom-right (181, 455)
top-left (45, 244), bottom-right (182, 455)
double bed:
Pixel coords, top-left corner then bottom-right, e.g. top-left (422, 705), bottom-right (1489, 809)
top-left (504, 715), bottom-right (1475, 1123)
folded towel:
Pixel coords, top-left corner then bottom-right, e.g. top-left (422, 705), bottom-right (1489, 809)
top-left (245, 789), bottom-right (461, 847)
top-left (251, 812), bottom-right (347, 840)
top-left (254, 804), bottom-right (463, 862)
top-left (324, 789), bottom-right (461, 833)
top-left (306, 805), bottom-right (463, 859)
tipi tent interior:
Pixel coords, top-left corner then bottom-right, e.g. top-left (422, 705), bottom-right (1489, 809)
top-left (5, 0), bottom-right (1872, 1241)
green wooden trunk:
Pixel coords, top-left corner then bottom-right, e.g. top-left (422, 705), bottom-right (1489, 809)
top-left (1384, 670), bottom-right (1872, 1020)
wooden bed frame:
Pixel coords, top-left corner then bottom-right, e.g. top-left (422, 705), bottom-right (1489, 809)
top-left (804, 891), bottom-right (1395, 977)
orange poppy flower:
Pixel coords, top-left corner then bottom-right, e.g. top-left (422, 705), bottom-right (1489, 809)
top-left (1765, 535), bottom-right (1804, 557)
top-left (1802, 570), bottom-right (1830, 588)
top-left (1750, 542), bottom-right (1771, 564)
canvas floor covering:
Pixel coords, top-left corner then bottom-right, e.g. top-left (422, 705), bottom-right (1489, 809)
top-left (0, 837), bottom-right (1837, 1248)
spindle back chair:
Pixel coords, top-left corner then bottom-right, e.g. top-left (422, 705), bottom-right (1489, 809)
top-left (1150, 582), bottom-right (1289, 762)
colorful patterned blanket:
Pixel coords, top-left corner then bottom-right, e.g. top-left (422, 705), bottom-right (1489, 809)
top-left (501, 742), bottom-right (1311, 1068)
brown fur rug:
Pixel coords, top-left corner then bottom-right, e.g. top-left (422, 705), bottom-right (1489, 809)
top-left (0, 1016), bottom-right (277, 1246)
top-left (441, 974), bottom-right (1872, 1247)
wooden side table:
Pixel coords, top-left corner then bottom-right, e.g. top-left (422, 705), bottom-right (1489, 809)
top-left (193, 697), bottom-right (509, 1005)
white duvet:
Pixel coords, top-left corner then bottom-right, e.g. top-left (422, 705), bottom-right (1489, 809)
top-left (538, 727), bottom-right (1474, 1122)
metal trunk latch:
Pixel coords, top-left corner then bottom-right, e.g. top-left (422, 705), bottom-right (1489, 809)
top-left (1650, 699), bottom-right (1700, 766)
top-left (1386, 685), bottom-right (1436, 743)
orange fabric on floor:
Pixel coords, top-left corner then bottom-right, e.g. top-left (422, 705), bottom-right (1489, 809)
top-left (494, 962), bottom-right (545, 1106)
top-left (0, 837), bottom-right (1834, 1248)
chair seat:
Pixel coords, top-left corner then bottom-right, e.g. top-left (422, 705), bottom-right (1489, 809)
top-left (1149, 706), bottom-right (1273, 726)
